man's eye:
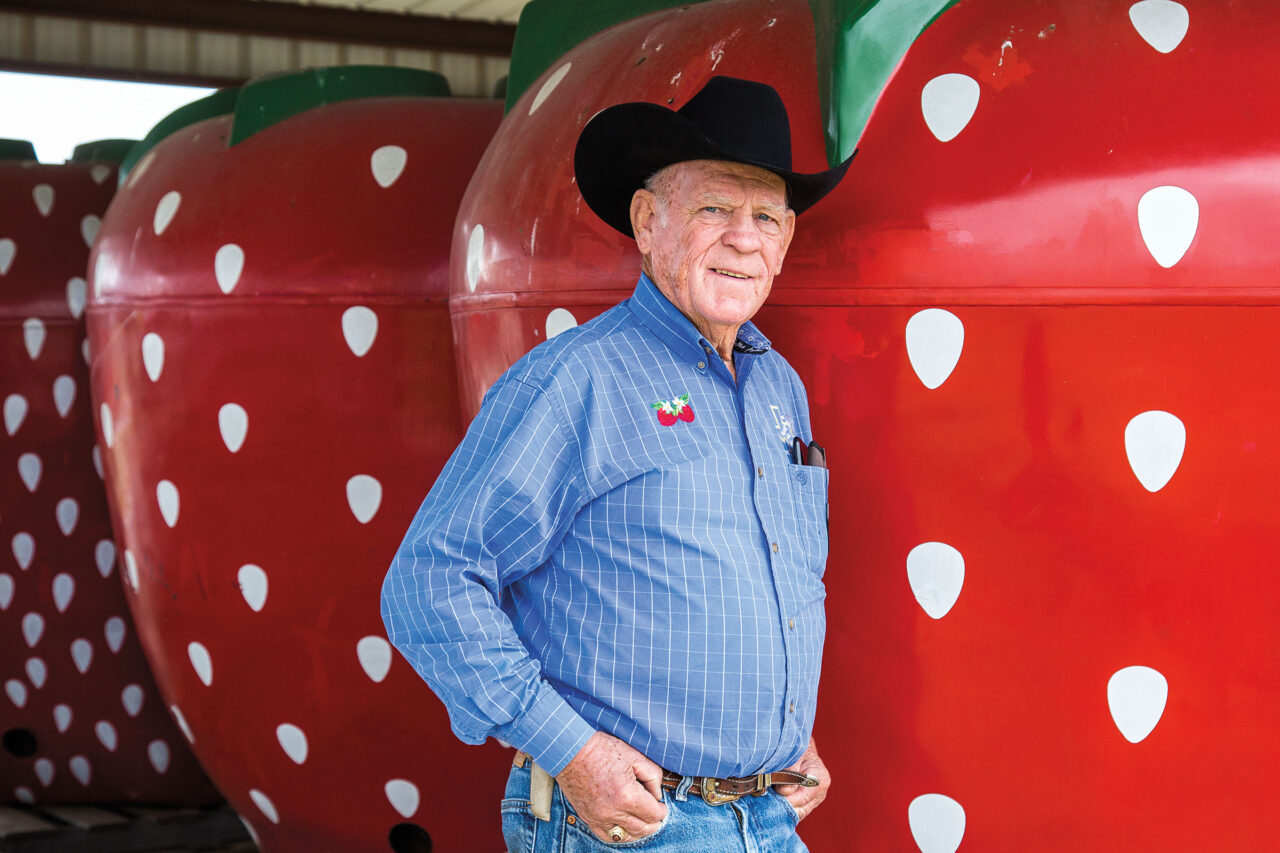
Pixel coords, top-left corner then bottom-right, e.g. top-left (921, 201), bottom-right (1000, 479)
top-left (756, 213), bottom-right (776, 223)
top-left (703, 206), bottom-right (723, 214)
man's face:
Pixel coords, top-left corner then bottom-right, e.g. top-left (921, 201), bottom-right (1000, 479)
top-left (631, 160), bottom-right (796, 339)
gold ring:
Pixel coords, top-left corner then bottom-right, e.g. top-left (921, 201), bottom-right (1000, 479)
top-left (608, 825), bottom-right (627, 842)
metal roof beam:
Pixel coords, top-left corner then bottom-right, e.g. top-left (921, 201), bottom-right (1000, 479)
top-left (0, 0), bottom-right (516, 56)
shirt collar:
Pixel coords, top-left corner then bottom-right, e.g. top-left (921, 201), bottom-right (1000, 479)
top-left (628, 272), bottom-right (772, 367)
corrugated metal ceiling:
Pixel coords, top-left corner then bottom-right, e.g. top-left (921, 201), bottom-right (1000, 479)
top-left (286, 0), bottom-right (528, 23)
top-left (0, 0), bottom-right (530, 96)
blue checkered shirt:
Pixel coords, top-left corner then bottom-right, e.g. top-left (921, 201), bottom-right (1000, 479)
top-left (381, 273), bottom-right (828, 778)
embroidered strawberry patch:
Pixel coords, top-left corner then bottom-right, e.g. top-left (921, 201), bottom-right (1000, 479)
top-left (651, 393), bottom-right (694, 426)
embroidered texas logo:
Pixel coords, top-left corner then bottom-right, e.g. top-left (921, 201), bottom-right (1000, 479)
top-left (651, 393), bottom-right (695, 427)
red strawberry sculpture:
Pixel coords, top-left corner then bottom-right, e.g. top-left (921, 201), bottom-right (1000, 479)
top-left (0, 140), bottom-right (217, 805)
top-left (87, 70), bottom-right (507, 850)
top-left (455, 0), bottom-right (1280, 849)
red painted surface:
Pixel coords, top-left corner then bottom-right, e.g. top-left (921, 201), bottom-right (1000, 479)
top-left (87, 96), bottom-right (508, 850)
top-left (0, 159), bottom-right (217, 804)
top-left (453, 0), bottom-right (1280, 849)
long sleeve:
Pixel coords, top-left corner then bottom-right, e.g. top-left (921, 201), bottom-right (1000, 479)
top-left (380, 375), bottom-right (596, 776)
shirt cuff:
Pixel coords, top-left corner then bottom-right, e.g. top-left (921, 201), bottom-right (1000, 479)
top-left (502, 682), bottom-right (596, 777)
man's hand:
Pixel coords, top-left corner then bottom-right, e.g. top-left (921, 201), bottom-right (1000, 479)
top-left (774, 737), bottom-right (829, 823)
top-left (556, 731), bottom-right (668, 843)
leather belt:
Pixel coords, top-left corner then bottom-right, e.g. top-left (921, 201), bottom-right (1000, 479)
top-left (513, 751), bottom-right (818, 809)
top-left (661, 769), bottom-right (819, 806)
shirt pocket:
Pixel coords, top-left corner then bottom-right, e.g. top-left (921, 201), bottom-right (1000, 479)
top-left (790, 465), bottom-right (829, 578)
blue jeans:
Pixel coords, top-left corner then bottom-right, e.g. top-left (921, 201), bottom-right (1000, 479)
top-left (501, 762), bottom-right (809, 853)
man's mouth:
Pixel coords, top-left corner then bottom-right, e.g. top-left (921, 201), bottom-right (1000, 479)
top-left (711, 268), bottom-right (751, 279)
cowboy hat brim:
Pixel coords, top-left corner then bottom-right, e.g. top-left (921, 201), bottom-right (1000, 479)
top-left (574, 100), bottom-right (853, 238)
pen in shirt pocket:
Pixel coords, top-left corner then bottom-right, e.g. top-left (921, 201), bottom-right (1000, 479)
top-left (789, 436), bottom-right (828, 469)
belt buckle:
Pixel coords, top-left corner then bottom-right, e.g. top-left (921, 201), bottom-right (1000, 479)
top-left (699, 776), bottom-right (743, 806)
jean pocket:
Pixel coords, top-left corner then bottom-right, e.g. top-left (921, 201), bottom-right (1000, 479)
top-left (562, 794), bottom-right (675, 850)
top-left (501, 797), bottom-right (537, 853)
top-left (775, 790), bottom-right (802, 826)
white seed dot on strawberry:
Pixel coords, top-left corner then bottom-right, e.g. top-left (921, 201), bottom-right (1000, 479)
top-left (906, 542), bottom-right (964, 619)
top-left (529, 62), bottom-right (572, 116)
top-left (24, 657), bottom-right (46, 689)
top-left (53, 703), bottom-right (72, 732)
top-left (53, 375), bottom-right (76, 417)
top-left (908, 793), bottom-right (966, 853)
top-left (66, 277), bottom-right (87, 318)
top-left (23, 318), bottom-right (46, 360)
top-left (95, 540), bottom-right (116, 578)
top-left (170, 704), bottom-right (195, 744)
top-left (104, 616), bottom-right (126, 652)
top-left (1125, 410), bottom-right (1185, 492)
top-left (13, 533), bottom-right (36, 570)
top-left (188, 641), bottom-right (213, 686)
top-left (545, 308), bottom-right (578, 338)
top-left (1108, 666), bottom-right (1168, 742)
top-left (276, 723), bottom-right (308, 764)
top-left (55, 498), bottom-right (79, 537)
top-left (4, 394), bottom-right (28, 436)
top-left (370, 145), bottom-right (408, 188)
top-left (122, 684), bottom-right (144, 716)
top-left (18, 453), bottom-right (41, 493)
top-left (346, 475), bottom-right (382, 524)
top-left (69, 755), bottom-right (91, 786)
top-left (148, 739), bottom-right (171, 773)
top-left (921, 74), bottom-right (980, 143)
top-left (70, 638), bottom-right (93, 674)
top-left (21, 611), bottom-right (44, 647)
top-left (1129, 0), bottom-right (1189, 53)
top-left (905, 309), bottom-right (964, 389)
top-left (5, 679), bottom-right (27, 709)
top-left (1137, 185), bottom-right (1198, 268)
top-left (249, 788), bottom-right (280, 824)
top-left (385, 779), bottom-right (421, 819)
top-left (357, 635), bottom-right (393, 683)
top-left (51, 573), bottom-right (74, 612)
top-left (156, 480), bottom-right (180, 527)
top-left (219, 404), bottom-right (249, 453)
top-left (215, 243), bottom-right (244, 294)
top-left (32, 183), bottom-right (54, 216)
top-left (142, 332), bottom-right (165, 381)
top-left (95, 720), bottom-right (118, 751)
top-left (238, 564), bottom-right (267, 612)
top-left (342, 306), bottom-right (378, 357)
top-left (80, 215), bottom-right (101, 248)
top-left (0, 238), bottom-right (14, 275)
top-left (153, 191), bottom-right (181, 235)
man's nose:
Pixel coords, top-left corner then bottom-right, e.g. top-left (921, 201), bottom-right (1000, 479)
top-left (721, 209), bottom-right (763, 252)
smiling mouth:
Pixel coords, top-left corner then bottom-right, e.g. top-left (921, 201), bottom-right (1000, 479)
top-left (711, 268), bottom-right (751, 279)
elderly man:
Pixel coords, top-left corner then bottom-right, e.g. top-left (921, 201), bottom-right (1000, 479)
top-left (381, 76), bottom-right (850, 851)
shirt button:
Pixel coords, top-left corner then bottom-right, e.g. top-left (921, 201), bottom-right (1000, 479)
top-left (697, 361), bottom-right (706, 370)
top-left (789, 618), bottom-right (795, 630)
top-left (771, 542), bottom-right (779, 553)
top-left (757, 467), bottom-right (764, 477)
top-left (566, 816), bottom-right (577, 826)
top-left (789, 701), bottom-right (796, 714)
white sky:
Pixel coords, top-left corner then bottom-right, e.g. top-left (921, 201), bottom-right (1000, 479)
top-left (0, 72), bottom-right (215, 163)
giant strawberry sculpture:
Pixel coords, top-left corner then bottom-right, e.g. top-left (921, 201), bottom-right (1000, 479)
top-left (1, 140), bottom-right (217, 805)
top-left (454, 0), bottom-right (1280, 849)
top-left (87, 69), bottom-right (507, 850)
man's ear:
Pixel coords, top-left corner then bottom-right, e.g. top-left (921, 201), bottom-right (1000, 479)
top-left (630, 189), bottom-right (657, 254)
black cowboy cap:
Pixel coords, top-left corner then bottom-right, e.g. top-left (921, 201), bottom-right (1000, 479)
top-left (574, 76), bottom-right (854, 237)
